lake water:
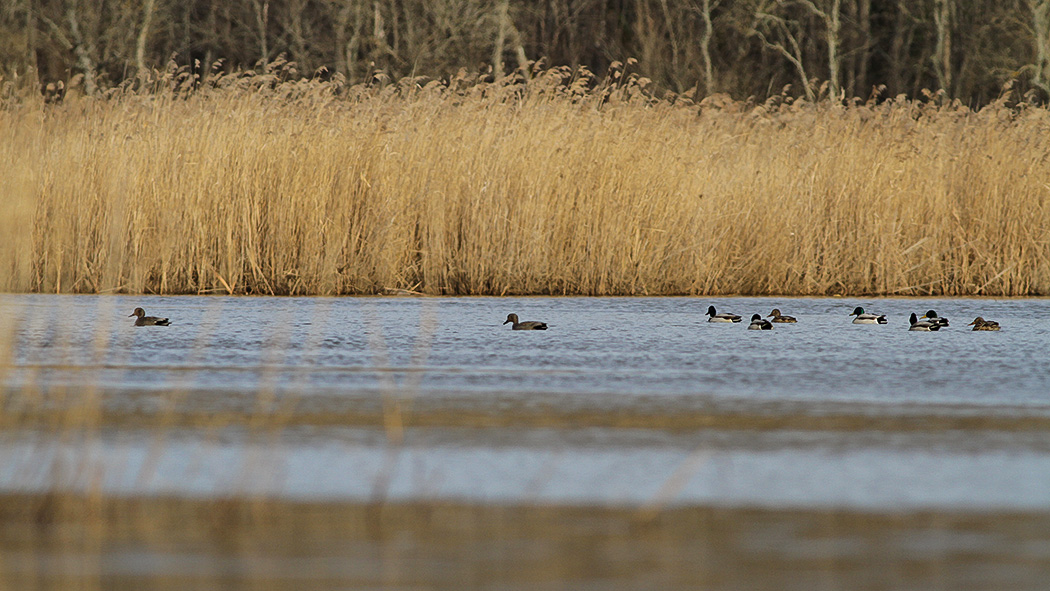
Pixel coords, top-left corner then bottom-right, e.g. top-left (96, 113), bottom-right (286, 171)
top-left (1, 294), bottom-right (1049, 589)
top-left (3, 294), bottom-right (1050, 506)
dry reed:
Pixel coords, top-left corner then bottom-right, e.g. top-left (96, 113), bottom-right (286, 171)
top-left (2, 66), bottom-right (1050, 296)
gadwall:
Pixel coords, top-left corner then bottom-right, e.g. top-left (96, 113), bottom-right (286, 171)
top-left (909, 312), bottom-right (941, 331)
top-left (850, 306), bottom-right (887, 324)
top-left (968, 317), bottom-right (1001, 331)
top-left (706, 305), bottom-right (742, 323)
top-left (918, 310), bottom-right (949, 327)
top-left (130, 307), bottom-right (170, 326)
top-left (504, 313), bottom-right (547, 330)
top-left (748, 314), bottom-right (773, 330)
top-left (767, 308), bottom-right (797, 323)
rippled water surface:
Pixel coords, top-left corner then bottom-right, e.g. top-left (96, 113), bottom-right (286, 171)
top-left (2, 294), bottom-right (1049, 506)
top-left (2, 293), bottom-right (1050, 505)
top-left (5, 294), bottom-right (1050, 404)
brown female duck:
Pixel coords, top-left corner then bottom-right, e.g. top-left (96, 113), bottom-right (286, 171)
top-left (967, 317), bottom-right (1000, 331)
top-left (767, 309), bottom-right (797, 323)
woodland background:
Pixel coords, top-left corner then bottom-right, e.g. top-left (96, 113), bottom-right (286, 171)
top-left (4, 0), bottom-right (1050, 103)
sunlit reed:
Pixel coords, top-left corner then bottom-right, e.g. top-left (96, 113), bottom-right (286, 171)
top-left (2, 66), bottom-right (1049, 296)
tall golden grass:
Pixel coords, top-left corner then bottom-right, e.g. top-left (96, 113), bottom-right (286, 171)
top-left (3, 65), bottom-right (1050, 296)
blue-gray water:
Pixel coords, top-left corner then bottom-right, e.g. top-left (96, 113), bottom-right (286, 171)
top-left (2, 294), bottom-right (1049, 510)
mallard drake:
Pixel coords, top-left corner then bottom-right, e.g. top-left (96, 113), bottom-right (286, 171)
top-left (909, 312), bottom-right (942, 331)
top-left (748, 314), bottom-right (773, 330)
top-left (504, 313), bottom-right (547, 330)
top-left (130, 307), bottom-right (170, 326)
top-left (706, 305), bottom-right (742, 323)
top-left (968, 317), bottom-right (1001, 331)
top-left (918, 310), bottom-right (949, 327)
top-left (850, 306), bottom-right (887, 324)
top-left (767, 308), bottom-right (797, 323)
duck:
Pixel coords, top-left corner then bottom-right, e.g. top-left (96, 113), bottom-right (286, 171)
top-left (917, 310), bottom-right (949, 328)
top-left (130, 307), bottom-right (170, 326)
top-left (968, 317), bottom-right (1001, 331)
top-left (909, 312), bottom-right (942, 331)
top-left (503, 313), bottom-right (547, 330)
top-left (706, 305), bottom-right (742, 323)
top-left (767, 308), bottom-right (797, 323)
top-left (849, 306), bottom-right (887, 324)
top-left (748, 314), bottom-right (773, 330)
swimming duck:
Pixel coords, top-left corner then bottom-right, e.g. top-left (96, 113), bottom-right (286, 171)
top-left (849, 306), bottom-right (887, 324)
top-left (767, 309), bottom-right (797, 323)
top-left (909, 312), bottom-right (941, 331)
top-left (968, 317), bottom-right (1000, 331)
top-left (706, 306), bottom-right (742, 323)
top-left (748, 314), bottom-right (773, 330)
top-left (918, 310), bottom-right (949, 328)
top-left (130, 307), bottom-right (170, 326)
top-left (503, 313), bottom-right (548, 330)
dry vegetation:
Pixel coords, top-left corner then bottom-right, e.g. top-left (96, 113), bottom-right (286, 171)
top-left (2, 65), bottom-right (1050, 297)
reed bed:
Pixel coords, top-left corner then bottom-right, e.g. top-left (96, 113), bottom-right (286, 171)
top-left (2, 66), bottom-right (1050, 296)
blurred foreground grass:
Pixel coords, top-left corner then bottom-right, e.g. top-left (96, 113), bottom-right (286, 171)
top-left (2, 494), bottom-right (1049, 590)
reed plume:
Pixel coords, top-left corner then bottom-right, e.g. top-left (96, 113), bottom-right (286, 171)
top-left (2, 66), bottom-right (1048, 296)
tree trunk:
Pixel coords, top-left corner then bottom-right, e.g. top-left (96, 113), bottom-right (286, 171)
top-left (753, 1), bottom-right (815, 101)
top-left (287, 0), bottom-right (308, 70)
top-left (933, 0), bottom-right (952, 94)
top-left (1029, 0), bottom-right (1050, 96)
top-left (855, 0), bottom-right (870, 96)
top-left (657, 0), bottom-right (680, 90)
top-left (252, 0), bottom-right (269, 64)
top-left (136, 0), bottom-right (157, 75)
top-left (334, 0), bottom-right (352, 77)
top-left (698, 0), bottom-right (716, 95)
top-left (826, 0), bottom-right (842, 98)
top-left (65, 1), bottom-right (97, 94)
top-left (493, 0), bottom-right (508, 76)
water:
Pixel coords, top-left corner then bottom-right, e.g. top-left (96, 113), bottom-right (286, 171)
top-left (5, 294), bottom-right (1048, 404)
top-left (2, 294), bottom-right (1050, 589)
top-left (2, 294), bottom-right (1050, 508)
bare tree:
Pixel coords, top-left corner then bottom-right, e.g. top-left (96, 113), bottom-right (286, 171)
top-left (135, 0), bottom-right (157, 74)
top-left (330, 0), bottom-right (365, 78)
top-left (0, 0), bottom-right (1044, 105)
top-left (251, 0), bottom-right (270, 64)
top-left (493, 0), bottom-right (509, 74)
top-left (1, 0), bottom-right (41, 77)
top-left (932, 0), bottom-right (953, 93)
top-left (278, 0), bottom-right (308, 69)
top-left (753, 0), bottom-right (815, 100)
top-left (800, 0), bottom-right (842, 98)
top-left (753, 0), bottom-right (842, 100)
top-left (65, 0), bottom-right (98, 93)
top-left (693, 0), bottom-right (720, 95)
top-left (1027, 0), bottom-right (1050, 96)
top-left (853, 0), bottom-right (871, 96)
top-left (492, 0), bottom-right (529, 76)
